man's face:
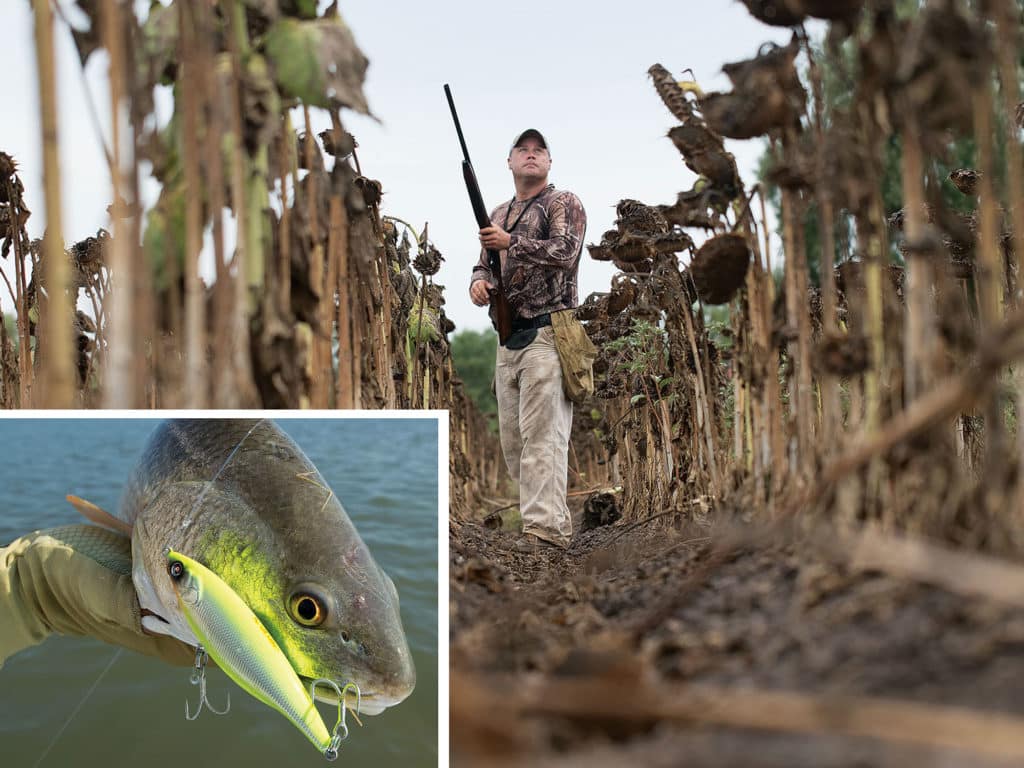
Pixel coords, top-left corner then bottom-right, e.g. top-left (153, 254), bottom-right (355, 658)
top-left (508, 139), bottom-right (551, 181)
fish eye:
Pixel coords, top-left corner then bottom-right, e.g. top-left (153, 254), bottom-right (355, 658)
top-left (168, 560), bottom-right (184, 581)
top-left (289, 592), bottom-right (326, 627)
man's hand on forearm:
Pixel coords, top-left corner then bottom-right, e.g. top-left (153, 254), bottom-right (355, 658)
top-left (479, 225), bottom-right (511, 251)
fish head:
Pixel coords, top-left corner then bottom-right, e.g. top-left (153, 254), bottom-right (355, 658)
top-left (275, 536), bottom-right (417, 715)
top-left (196, 514), bottom-right (416, 716)
top-left (131, 422), bottom-right (417, 716)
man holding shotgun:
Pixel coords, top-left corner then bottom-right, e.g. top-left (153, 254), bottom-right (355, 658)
top-left (467, 128), bottom-right (587, 551)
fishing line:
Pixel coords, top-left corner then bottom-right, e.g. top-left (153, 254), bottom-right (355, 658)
top-left (32, 646), bottom-right (123, 768)
top-left (187, 419), bottom-right (265, 517)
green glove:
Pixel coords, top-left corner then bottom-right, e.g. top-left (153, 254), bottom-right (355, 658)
top-left (0, 524), bottom-right (194, 669)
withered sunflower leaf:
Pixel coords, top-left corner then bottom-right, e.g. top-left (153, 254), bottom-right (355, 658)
top-left (263, 17), bottom-right (371, 114)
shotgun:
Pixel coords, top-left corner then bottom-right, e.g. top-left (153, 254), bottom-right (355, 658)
top-left (443, 84), bottom-right (513, 344)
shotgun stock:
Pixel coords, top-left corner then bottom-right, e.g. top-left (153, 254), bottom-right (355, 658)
top-left (444, 84), bottom-right (513, 344)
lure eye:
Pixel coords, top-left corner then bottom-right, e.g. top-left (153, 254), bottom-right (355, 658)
top-left (169, 560), bottom-right (185, 581)
top-left (290, 593), bottom-right (326, 627)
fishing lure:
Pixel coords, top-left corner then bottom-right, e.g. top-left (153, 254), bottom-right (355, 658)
top-left (165, 548), bottom-right (355, 760)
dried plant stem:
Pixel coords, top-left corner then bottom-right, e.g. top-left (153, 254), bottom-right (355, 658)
top-left (862, 222), bottom-right (883, 434)
top-left (900, 123), bottom-right (931, 403)
top-left (974, 87), bottom-right (1002, 331)
top-left (992, 0), bottom-right (1024, 288)
top-left (352, 277), bottom-right (364, 407)
top-left (206, 40), bottom-right (230, 407)
top-left (864, 195), bottom-right (887, 515)
top-left (992, 0), bottom-right (1024, 514)
top-left (32, 0), bottom-right (73, 406)
top-left (807, 37), bottom-right (840, 448)
top-left (126, 3), bottom-right (152, 404)
top-left (974, 82), bottom-right (1008, 466)
top-left (377, 258), bottom-right (394, 406)
top-left (191, 1), bottom-right (224, 405)
top-left (277, 118), bottom-right (292, 318)
top-left (780, 185), bottom-right (806, 476)
top-left (225, 90), bottom-right (248, 404)
top-left (757, 190), bottom-right (785, 489)
top-left (733, 368), bottom-right (744, 462)
top-left (373, 260), bottom-right (390, 406)
top-left (412, 272), bottom-right (429, 407)
top-left (0, 309), bottom-right (14, 407)
top-left (225, 1), bottom-right (258, 406)
top-left (100, 0), bottom-right (135, 408)
top-left (821, 523), bottom-right (1024, 609)
top-left (333, 197), bottom-right (353, 408)
top-left (404, 332), bottom-right (414, 405)
top-left (742, 260), bottom-right (764, 480)
top-left (81, 283), bottom-right (103, 395)
top-left (302, 107), bottom-right (328, 408)
top-left (817, 204), bottom-right (840, 447)
top-left (179, 1), bottom-right (206, 408)
top-left (13, 243), bottom-right (31, 406)
top-left (322, 196), bottom-right (339, 405)
top-left (744, 378), bottom-right (754, 475)
top-left (5, 173), bottom-right (33, 406)
top-left (681, 302), bottom-right (719, 493)
top-left (658, 397), bottom-right (674, 483)
top-left (793, 196), bottom-right (813, 471)
top-left (422, 360), bottom-right (430, 409)
top-left (455, 671), bottom-right (1024, 761)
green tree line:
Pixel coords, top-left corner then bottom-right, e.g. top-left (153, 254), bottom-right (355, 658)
top-left (450, 328), bottom-right (498, 428)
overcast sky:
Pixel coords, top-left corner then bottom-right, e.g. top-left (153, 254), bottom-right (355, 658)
top-left (0, 1), bottom-right (816, 334)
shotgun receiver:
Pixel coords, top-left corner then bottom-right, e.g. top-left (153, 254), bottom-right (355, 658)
top-left (443, 84), bottom-right (513, 344)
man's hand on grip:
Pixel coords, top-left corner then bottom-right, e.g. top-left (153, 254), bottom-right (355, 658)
top-left (470, 279), bottom-right (493, 306)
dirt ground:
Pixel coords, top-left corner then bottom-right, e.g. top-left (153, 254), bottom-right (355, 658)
top-left (449, 499), bottom-right (1024, 767)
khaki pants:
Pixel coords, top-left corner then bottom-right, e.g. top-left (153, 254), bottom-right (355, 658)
top-left (495, 326), bottom-right (574, 547)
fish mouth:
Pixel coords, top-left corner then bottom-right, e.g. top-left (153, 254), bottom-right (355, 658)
top-left (302, 676), bottom-right (406, 716)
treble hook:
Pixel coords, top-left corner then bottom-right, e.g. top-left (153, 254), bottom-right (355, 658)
top-left (310, 679), bottom-right (361, 761)
top-left (185, 646), bottom-right (231, 721)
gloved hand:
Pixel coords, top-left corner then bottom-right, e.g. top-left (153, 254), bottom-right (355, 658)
top-left (0, 524), bottom-right (194, 669)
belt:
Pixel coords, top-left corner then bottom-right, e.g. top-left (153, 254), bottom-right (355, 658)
top-left (510, 313), bottom-right (552, 332)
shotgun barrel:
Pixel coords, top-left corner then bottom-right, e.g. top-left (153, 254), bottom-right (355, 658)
top-left (444, 84), bottom-right (513, 344)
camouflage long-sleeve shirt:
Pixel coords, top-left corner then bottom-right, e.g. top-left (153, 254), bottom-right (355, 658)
top-left (471, 184), bottom-right (586, 323)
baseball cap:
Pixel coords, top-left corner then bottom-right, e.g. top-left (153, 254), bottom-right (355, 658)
top-left (509, 128), bottom-right (549, 155)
